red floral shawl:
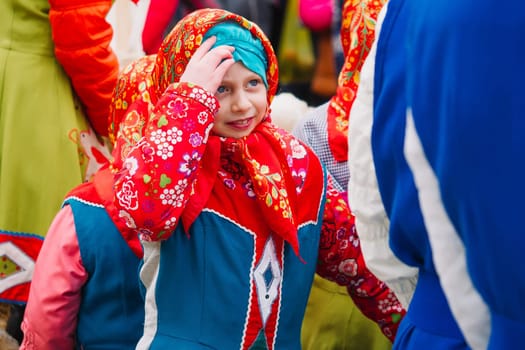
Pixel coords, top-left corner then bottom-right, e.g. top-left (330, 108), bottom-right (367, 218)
top-left (327, 0), bottom-right (387, 162)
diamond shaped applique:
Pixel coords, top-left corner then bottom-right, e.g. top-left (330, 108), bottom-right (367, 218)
top-left (253, 237), bottom-right (282, 326)
top-left (0, 241), bottom-right (35, 293)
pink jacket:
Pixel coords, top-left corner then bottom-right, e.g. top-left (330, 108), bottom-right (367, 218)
top-left (20, 206), bottom-right (87, 349)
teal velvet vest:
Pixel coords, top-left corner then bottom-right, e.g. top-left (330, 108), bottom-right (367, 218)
top-left (66, 198), bottom-right (144, 349)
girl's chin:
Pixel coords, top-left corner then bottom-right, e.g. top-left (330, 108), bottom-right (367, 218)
top-left (224, 129), bottom-right (253, 139)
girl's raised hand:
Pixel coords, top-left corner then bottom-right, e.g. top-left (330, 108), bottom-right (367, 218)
top-left (179, 36), bottom-right (235, 94)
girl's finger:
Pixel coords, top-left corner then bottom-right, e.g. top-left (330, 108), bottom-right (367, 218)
top-left (192, 36), bottom-right (217, 61)
top-left (214, 57), bottom-right (236, 78)
top-left (205, 45), bottom-right (235, 68)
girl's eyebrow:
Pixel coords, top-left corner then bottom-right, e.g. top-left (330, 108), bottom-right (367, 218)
top-left (221, 74), bottom-right (260, 84)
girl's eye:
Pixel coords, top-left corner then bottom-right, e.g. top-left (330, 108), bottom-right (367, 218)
top-left (217, 86), bottom-right (227, 94)
top-left (248, 79), bottom-right (259, 87)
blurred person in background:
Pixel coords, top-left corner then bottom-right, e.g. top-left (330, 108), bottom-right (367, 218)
top-left (0, 0), bottom-right (122, 344)
top-left (18, 58), bottom-right (151, 349)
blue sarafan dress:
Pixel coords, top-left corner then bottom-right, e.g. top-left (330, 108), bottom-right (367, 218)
top-left (361, 0), bottom-right (524, 348)
top-left (403, 1), bottom-right (525, 349)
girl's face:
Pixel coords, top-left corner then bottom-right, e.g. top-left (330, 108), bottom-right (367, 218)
top-left (212, 62), bottom-right (268, 138)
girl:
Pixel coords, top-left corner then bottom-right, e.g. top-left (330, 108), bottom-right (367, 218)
top-left (109, 8), bottom-right (405, 349)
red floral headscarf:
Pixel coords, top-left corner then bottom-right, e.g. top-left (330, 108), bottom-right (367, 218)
top-left (152, 9), bottom-right (279, 107)
top-left (102, 9), bottom-right (306, 256)
top-left (327, 0), bottom-right (387, 162)
top-left (108, 8), bottom-right (279, 162)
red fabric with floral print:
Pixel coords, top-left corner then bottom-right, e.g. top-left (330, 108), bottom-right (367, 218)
top-left (327, 0), bottom-right (387, 162)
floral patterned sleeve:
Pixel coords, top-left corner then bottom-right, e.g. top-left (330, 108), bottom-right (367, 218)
top-left (316, 175), bottom-right (405, 342)
top-left (113, 82), bottom-right (218, 241)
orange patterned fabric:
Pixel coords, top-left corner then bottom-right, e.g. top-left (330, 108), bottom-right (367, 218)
top-left (108, 55), bottom-right (157, 160)
top-left (327, 0), bottom-right (387, 162)
top-left (49, 0), bottom-right (120, 136)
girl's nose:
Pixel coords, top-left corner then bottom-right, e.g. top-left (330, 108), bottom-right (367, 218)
top-left (232, 90), bottom-right (251, 112)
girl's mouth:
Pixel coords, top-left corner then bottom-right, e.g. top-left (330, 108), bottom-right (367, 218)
top-left (229, 117), bottom-right (254, 129)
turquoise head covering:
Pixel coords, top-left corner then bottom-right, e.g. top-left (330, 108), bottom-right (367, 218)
top-left (203, 22), bottom-right (268, 87)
